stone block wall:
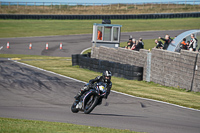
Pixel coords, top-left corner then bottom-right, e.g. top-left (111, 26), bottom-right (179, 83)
top-left (91, 46), bottom-right (150, 80)
top-left (193, 55), bottom-right (200, 92)
top-left (91, 46), bottom-right (200, 92)
top-left (151, 49), bottom-right (198, 91)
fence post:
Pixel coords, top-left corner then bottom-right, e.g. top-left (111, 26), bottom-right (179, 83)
top-left (185, 0), bottom-right (187, 7)
top-left (146, 52), bottom-right (152, 82)
top-left (110, 4), bottom-right (111, 10)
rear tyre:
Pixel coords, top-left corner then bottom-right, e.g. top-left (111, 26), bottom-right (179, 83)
top-left (71, 102), bottom-right (79, 113)
top-left (84, 93), bottom-right (98, 114)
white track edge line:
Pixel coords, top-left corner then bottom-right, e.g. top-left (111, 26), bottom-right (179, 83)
top-left (81, 47), bottom-right (91, 54)
top-left (13, 60), bottom-right (200, 112)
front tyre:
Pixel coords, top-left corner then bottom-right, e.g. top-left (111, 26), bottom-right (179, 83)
top-left (84, 93), bottom-right (98, 114)
top-left (71, 102), bottom-right (79, 113)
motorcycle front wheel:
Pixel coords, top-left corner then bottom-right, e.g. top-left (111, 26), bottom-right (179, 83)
top-left (84, 93), bottom-right (98, 114)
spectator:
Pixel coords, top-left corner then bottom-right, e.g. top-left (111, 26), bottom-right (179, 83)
top-left (186, 41), bottom-right (190, 50)
top-left (131, 38), bottom-right (137, 50)
top-left (180, 38), bottom-right (187, 50)
top-left (125, 38), bottom-right (133, 49)
top-left (154, 39), bottom-right (163, 49)
top-left (189, 34), bottom-right (198, 51)
top-left (97, 29), bottom-right (102, 40)
top-left (134, 38), bottom-right (144, 51)
top-left (159, 34), bottom-right (172, 50)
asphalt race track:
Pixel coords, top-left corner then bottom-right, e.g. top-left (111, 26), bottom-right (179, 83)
top-left (1, 30), bottom-right (200, 133)
top-left (0, 30), bottom-right (187, 57)
top-left (0, 60), bottom-right (200, 133)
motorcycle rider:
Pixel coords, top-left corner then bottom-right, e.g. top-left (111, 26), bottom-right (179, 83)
top-left (74, 70), bottom-right (112, 102)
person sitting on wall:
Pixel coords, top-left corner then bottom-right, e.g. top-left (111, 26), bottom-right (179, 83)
top-left (154, 39), bottom-right (163, 49)
top-left (134, 38), bottom-right (144, 51)
top-left (159, 34), bottom-right (172, 50)
top-left (125, 38), bottom-right (133, 49)
top-left (186, 41), bottom-right (190, 50)
top-left (180, 38), bottom-right (188, 50)
top-left (131, 39), bottom-right (137, 50)
top-left (97, 29), bottom-right (102, 40)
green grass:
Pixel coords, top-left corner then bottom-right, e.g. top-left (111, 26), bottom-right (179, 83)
top-left (0, 117), bottom-right (139, 133)
top-left (0, 18), bottom-right (200, 38)
top-left (1, 54), bottom-right (200, 110)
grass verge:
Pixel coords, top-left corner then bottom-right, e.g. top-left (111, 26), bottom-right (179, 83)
top-left (0, 117), bottom-right (139, 133)
top-left (0, 18), bottom-right (200, 38)
top-left (1, 54), bottom-right (200, 110)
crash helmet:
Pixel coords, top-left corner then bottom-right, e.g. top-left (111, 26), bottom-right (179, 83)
top-left (102, 70), bottom-right (112, 83)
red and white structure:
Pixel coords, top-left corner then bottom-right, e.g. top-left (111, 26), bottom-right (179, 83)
top-left (7, 42), bottom-right (10, 49)
top-left (29, 43), bottom-right (32, 49)
top-left (60, 43), bottom-right (63, 50)
top-left (46, 43), bottom-right (48, 50)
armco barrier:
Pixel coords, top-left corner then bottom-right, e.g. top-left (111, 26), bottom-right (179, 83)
top-left (0, 12), bottom-right (199, 19)
top-left (71, 54), bottom-right (143, 81)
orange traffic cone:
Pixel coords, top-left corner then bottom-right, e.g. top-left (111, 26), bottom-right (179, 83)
top-left (29, 43), bottom-right (32, 49)
top-left (60, 43), bottom-right (63, 50)
top-left (7, 42), bottom-right (10, 49)
top-left (46, 43), bottom-right (48, 50)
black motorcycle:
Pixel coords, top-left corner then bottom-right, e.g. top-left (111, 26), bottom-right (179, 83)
top-left (71, 82), bottom-right (107, 114)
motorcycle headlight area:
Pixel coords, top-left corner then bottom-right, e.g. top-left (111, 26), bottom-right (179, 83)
top-left (99, 86), bottom-right (105, 91)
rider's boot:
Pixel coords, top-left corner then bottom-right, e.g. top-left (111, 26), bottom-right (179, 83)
top-left (74, 91), bottom-right (81, 103)
top-left (74, 86), bottom-right (88, 103)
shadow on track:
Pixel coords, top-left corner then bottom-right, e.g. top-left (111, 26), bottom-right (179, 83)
top-left (89, 113), bottom-right (147, 118)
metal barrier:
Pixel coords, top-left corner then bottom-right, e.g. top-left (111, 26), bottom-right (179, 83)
top-left (0, 12), bottom-right (200, 19)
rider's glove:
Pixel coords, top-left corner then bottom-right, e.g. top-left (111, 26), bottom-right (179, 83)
top-left (88, 83), bottom-right (93, 89)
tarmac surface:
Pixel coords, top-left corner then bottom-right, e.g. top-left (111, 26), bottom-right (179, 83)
top-left (1, 30), bottom-right (200, 133)
top-left (0, 30), bottom-right (187, 57)
top-left (0, 60), bottom-right (200, 133)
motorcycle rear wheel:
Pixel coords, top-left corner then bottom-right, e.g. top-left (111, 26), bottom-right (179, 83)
top-left (71, 102), bottom-right (79, 113)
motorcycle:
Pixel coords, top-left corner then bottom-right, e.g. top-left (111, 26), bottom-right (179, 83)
top-left (71, 82), bottom-right (107, 114)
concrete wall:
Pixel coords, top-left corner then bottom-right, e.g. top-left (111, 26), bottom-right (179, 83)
top-left (92, 46), bottom-right (200, 92)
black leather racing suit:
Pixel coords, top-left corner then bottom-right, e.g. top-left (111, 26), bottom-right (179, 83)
top-left (76, 76), bottom-right (112, 100)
